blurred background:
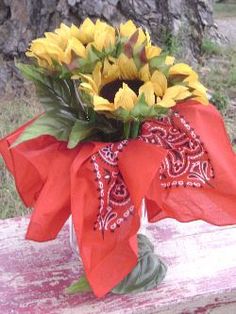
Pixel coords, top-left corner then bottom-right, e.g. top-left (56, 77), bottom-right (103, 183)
top-left (0, 0), bottom-right (236, 219)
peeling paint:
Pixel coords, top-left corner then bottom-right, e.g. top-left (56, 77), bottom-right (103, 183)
top-left (1, 217), bottom-right (236, 313)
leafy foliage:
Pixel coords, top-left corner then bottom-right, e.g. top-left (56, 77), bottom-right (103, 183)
top-left (115, 94), bottom-right (168, 123)
top-left (65, 275), bottom-right (91, 294)
top-left (210, 91), bottom-right (229, 112)
top-left (12, 111), bottom-right (76, 147)
top-left (15, 63), bottom-right (122, 148)
top-left (201, 39), bottom-right (222, 57)
top-left (17, 63), bottom-right (85, 118)
top-left (150, 53), bottom-right (170, 75)
top-left (112, 234), bottom-right (167, 294)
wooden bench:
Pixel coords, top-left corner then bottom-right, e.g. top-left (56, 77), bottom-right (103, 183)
top-left (1, 217), bottom-right (236, 313)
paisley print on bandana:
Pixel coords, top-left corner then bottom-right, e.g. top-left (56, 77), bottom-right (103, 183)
top-left (91, 140), bottom-right (135, 235)
top-left (91, 111), bottom-right (215, 237)
top-left (140, 111), bottom-right (215, 189)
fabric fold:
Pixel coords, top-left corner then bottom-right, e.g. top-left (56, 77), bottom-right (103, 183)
top-left (1, 100), bottom-right (236, 297)
top-left (70, 140), bottom-right (166, 297)
top-left (146, 101), bottom-right (236, 225)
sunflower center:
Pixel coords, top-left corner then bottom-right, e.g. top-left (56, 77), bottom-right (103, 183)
top-left (100, 79), bottom-right (143, 102)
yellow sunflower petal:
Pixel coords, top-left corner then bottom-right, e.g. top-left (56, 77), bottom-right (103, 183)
top-left (93, 95), bottom-right (115, 111)
top-left (37, 59), bottom-right (50, 68)
top-left (139, 63), bottom-right (151, 81)
top-left (163, 85), bottom-right (189, 100)
top-left (157, 98), bottom-right (176, 108)
top-left (175, 90), bottom-right (192, 101)
top-left (120, 20), bottom-right (137, 37)
top-left (80, 74), bottom-right (98, 94)
top-left (78, 18), bottom-right (95, 44)
top-left (114, 83), bottom-right (137, 111)
top-left (94, 20), bottom-right (116, 51)
top-left (192, 97), bottom-right (209, 106)
top-left (169, 63), bottom-right (193, 76)
top-left (145, 30), bottom-right (151, 46)
top-left (63, 37), bottom-right (86, 64)
top-left (70, 24), bottom-right (80, 39)
top-left (79, 82), bottom-right (96, 94)
top-left (44, 32), bottom-right (64, 48)
top-left (187, 81), bottom-right (207, 94)
top-left (55, 23), bottom-right (71, 43)
top-left (71, 74), bottom-right (80, 80)
top-left (183, 71), bottom-right (199, 83)
top-left (137, 28), bottom-right (146, 44)
top-left (145, 45), bottom-right (162, 59)
top-left (151, 70), bottom-right (167, 96)
top-left (29, 41), bottom-right (63, 65)
top-left (117, 54), bottom-right (138, 80)
top-left (139, 81), bottom-right (155, 106)
top-left (165, 56), bottom-right (175, 65)
top-left (92, 62), bottom-right (102, 92)
top-left (192, 90), bottom-right (209, 105)
top-left (102, 59), bottom-right (120, 87)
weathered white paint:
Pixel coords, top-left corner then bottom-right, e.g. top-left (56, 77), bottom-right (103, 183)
top-left (1, 217), bottom-right (236, 314)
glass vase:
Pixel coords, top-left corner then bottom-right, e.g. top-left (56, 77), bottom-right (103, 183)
top-left (69, 199), bottom-right (149, 258)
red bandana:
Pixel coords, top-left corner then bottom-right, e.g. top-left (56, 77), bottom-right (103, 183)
top-left (1, 101), bottom-right (236, 297)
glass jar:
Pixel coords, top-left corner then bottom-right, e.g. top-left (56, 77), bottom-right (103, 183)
top-left (69, 199), bottom-right (149, 257)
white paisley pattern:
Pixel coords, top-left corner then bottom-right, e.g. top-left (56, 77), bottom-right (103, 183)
top-left (91, 112), bottom-right (215, 236)
top-left (91, 140), bottom-right (135, 235)
top-left (140, 111), bottom-right (214, 189)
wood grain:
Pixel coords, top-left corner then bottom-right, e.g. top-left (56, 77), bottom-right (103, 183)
top-left (1, 217), bottom-right (236, 314)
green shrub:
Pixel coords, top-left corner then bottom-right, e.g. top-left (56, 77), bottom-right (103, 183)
top-left (162, 30), bottom-right (181, 56)
top-left (210, 91), bottom-right (229, 112)
top-left (201, 39), bottom-right (222, 56)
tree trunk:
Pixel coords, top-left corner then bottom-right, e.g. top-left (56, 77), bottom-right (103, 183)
top-left (0, 0), bottom-right (218, 97)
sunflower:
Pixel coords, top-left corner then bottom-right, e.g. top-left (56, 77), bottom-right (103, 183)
top-left (26, 23), bottom-right (86, 69)
top-left (17, 18), bottom-right (209, 145)
top-left (168, 63), bottom-right (209, 105)
top-left (78, 52), bottom-right (208, 120)
top-left (26, 19), bottom-right (155, 73)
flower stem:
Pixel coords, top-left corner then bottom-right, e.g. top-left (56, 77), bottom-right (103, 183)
top-left (124, 121), bottom-right (131, 139)
top-left (130, 120), bottom-right (140, 138)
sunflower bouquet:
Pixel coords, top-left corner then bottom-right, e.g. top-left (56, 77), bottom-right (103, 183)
top-left (1, 18), bottom-right (236, 298)
top-left (15, 18), bottom-right (208, 148)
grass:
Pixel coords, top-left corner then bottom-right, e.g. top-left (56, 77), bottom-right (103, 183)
top-left (201, 39), bottom-right (222, 57)
top-left (214, 2), bottom-right (236, 18)
top-left (162, 30), bottom-right (182, 56)
top-left (0, 86), bottom-right (42, 219)
top-left (199, 43), bottom-right (236, 146)
top-left (200, 46), bottom-right (236, 99)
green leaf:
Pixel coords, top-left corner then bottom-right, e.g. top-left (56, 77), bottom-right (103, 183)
top-left (130, 120), bottom-right (140, 138)
top-left (130, 94), bottom-right (157, 119)
top-left (90, 44), bottom-right (105, 59)
top-left (78, 46), bottom-right (101, 73)
top-left (149, 53), bottom-right (171, 76)
top-left (65, 275), bottom-right (91, 294)
top-left (17, 63), bottom-right (86, 119)
top-left (94, 113), bottom-right (119, 134)
top-left (68, 120), bottom-right (94, 148)
top-left (16, 63), bottom-right (47, 85)
top-left (111, 234), bottom-right (167, 294)
top-left (68, 112), bottom-right (122, 148)
top-left (149, 53), bottom-right (168, 68)
top-left (112, 95), bottom-right (168, 123)
top-left (12, 110), bottom-right (75, 147)
top-left (114, 39), bottom-right (123, 58)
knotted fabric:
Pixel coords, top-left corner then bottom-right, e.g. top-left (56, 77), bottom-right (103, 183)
top-left (1, 101), bottom-right (236, 297)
